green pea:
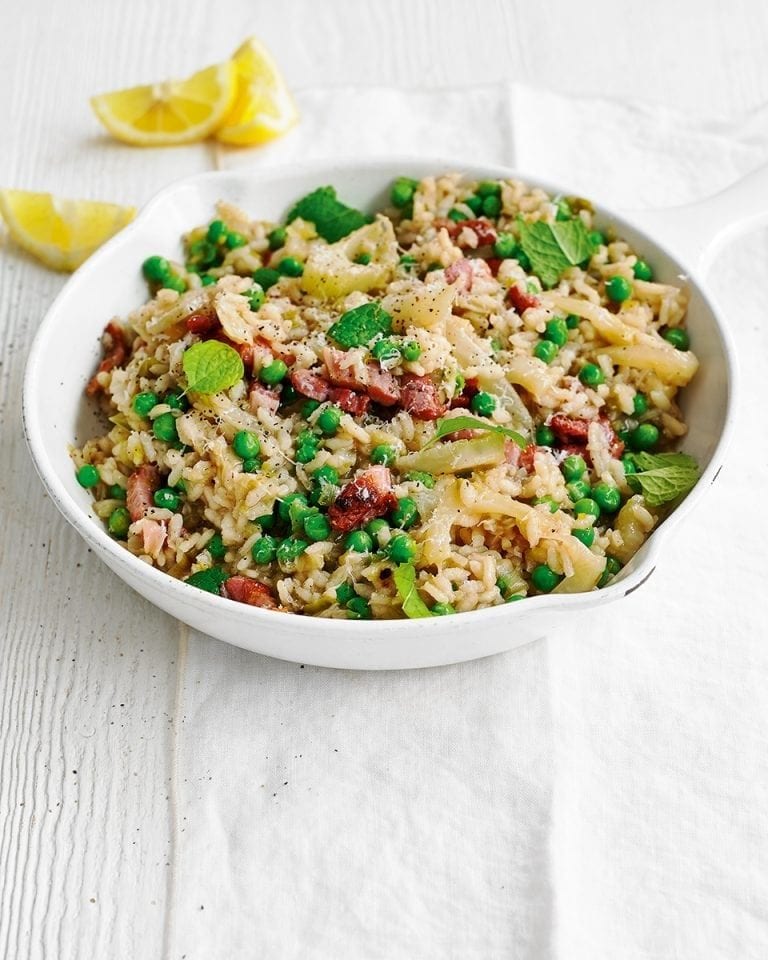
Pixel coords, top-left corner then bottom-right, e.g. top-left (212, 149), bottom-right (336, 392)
top-left (534, 340), bottom-right (559, 364)
top-left (598, 556), bottom-right (622, 588)
top-left (354, 252), bottom-right (372, 265)
top-left (260, 359), bottom-right (288, 385)
top-left (633, 393), bottom-right (648, 416)
top-left (579, 363), bottom-right (605, 387)
top-left (493, 233), bottom-right (517, 259)
top-left (186, 239), bottom-right (218, 268)
top-left (448, 208), bottom-right (468, 223)
top-left (132, 391), bottom-right (159, 417)
top-left (572, 527), bottom-right (595, 548)
top-left (314, 406), bottom-right (340, 437)
top-left (391, 497), bottom-right (418, 530)
top-left (206, 220), bottom-right (227, 243)
top-left (152, 487), bottom-right (181, 511)
top-left (470, 391), bottom-right (496, 417)
top-left (566, 479), bottom-right (591, 502)
top-left (496, 575), bottom-right (511, 597)
top-left (371, 339), bottom-right (401, 363)
top-left (246, 284), bottom-right (265, 311)
top-left (476, 180), bottom-right (502, 198)
top-left (662, 328), bottom-right (690, 351)
top-left (515, 248), bottom-right (532, 271)
top-left (225, 231), bottom-right (248, 249)
top-left (562, 454), bottom-right (587, 482)
top-left (606, 275), bottom-right (632, 303)
top-left (366, 518), bottom-right (390, 542)
top-left (344, 530), bottom-right (374, 553)
top-left (404, 471), bottom-right (434, 488)
top-left (312, 465), bottom-right (339, 487)
top-left (303, 513), bottom-right (331, 542)
top-left (207, 533), bottom-right (226, 559)
top-left (533, 496), bottom-right (558, 513)
top-left (588, 230), bottom-right (606, 247)
top-left (241, 458), bottom-right (262, 473)
top-left (481, 194), bottom-right (502, 218)
top-left (161, 275), bottom-right (186, 293)
top-left (401, 340), bottom-right (421, 362)
top-left (278, 493), bottom-right (308, 524)
top-left (565, 313), bottom-right (580, 329)
top-left (531, 564), bottom-right (562, 592)
top-left (251, 535), bottom-right (278, 564)
top-left (276, 537), bottom-right (309, 566)
top-left (295, 431), bottom-right (320, 463)
top-left (573, 497), bottom-right (601, 519)
top-left (278, 256), bottom-right (303, 277)
top-left (164, 389), bottom-right (189, 411)
top-left (507, 594), bottom-right (525, 603)
top-left (268, 226), bottom-right (287, 250)
top-left (233, 430), bottom-right (261, 460)
top-left (391, 177), bottom-right (419, 208)
top-left (152, 412), bottom-right (178, 443)
top-left (347, 596), bottom-right (372, 619)
top-left (335, 582), bottom-right (356, 605)
top-left (371, 444), bottom-right (397, 466)
top-left (633, 260), bottom-right (653, 281)
top-left (431, 602), bottom-right (455, 616)
top-left (592, 482), bottom-right (621, 513)
top-left (142, 255), bottom-right (170, 283)
top-left (621, 454), bottom-right (637, 476)
top-left (107, 506), bottom-right (131, 539)
top-left (535, 425), bottom-right (555, 446)
top-left (252, 267), bottom-right (281, 289)
top-left (465, 195), bottom-right (483, 215)
top-left (108, 484), bottom-right (126, 500)
top-left (399, 254), bottom-right (416, 268)
top-left (302, 399), bottom-right (321, 419)
top-left (200, 274), bottom-right (217, 286)
top-left (544, 317), bottom-right (569, 347)
top-left (628, 423), bottom-right (659, 451)
top-left (386, 533), bottom-right (416, 564)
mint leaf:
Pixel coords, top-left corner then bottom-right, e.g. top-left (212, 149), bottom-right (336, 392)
top-left (287, 186), bottom-right (371, 243)
top-left (424, 414), bottom-right (527, 450)
top-left (327, 301), bottom-right (392, 348)
top-left (393, 563), bottom-right (433, 619)
top-left (183, 340), bottom-right (244, 394)
top-left (627, 451), bottom-right (699, 507)
top-left (518, 217), bottom-right (595, 288)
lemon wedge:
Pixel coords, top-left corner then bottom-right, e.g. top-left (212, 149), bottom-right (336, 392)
top-left (215, 37), bottom-right (298, 146)
top-left (0, 189), bottom-right (135, 271)
top-left (90, 62), bottom-right (236, 146)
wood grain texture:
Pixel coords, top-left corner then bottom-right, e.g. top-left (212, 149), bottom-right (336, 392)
top-left (1, 0), bottom-right (768, 956)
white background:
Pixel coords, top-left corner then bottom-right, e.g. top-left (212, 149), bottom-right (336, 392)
top-left (2, 2), bottom-right (768, 958)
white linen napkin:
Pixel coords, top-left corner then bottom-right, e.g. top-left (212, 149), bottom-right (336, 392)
top-left (168, 84), bottom-right (768, 960)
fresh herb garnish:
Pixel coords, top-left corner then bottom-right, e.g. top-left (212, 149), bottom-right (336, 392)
top-left (185, 566), bottom-right (228, 594)
top-left (393, 563), bottom-right (433, 619)
top-left (182, 341), bottom-right (244, 395)
top-left (327, 301), bottom-right (393, 348)
top-left (286, 186), bottom-right (371, 243)
top-left (423, 414), bottom-right (527, 450)
top-left (518, 217), bottom-right (596, 288)
top-left (627, 451), bottom-right (700, 506)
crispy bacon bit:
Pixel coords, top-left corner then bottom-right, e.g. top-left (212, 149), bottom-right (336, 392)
top-left (598, 417), bottom-right (625, 458)
top-left (185, 310), bottom-right (220, 335)
top-left (449, 393), bottom-right (471, 409)
top-left (520, 444), bottom-right (539, 473)
top-left (223, 576), bottom-right (279, 610)
top-left (365, 366), bottom-right (401, 406)
top-left (323, 346), bottom-right (400, 406)
top-left (506, 284), bottom-right (540, 314)
top-left (290, 369), bottom-right (331, 402)
top-left (86, 321), bottom-right (128, 396)
top-left (445, 258), bottom-right (474, 291)
top-left (485, 257), bottom-right (502, 277)
top-left (328, 466), bottom-right (397, 533)
top-left (126, 464), bottom-right (160, 522)
top-left (400, 374), bottom-right (445, 421)
top-left (249, 382), bottom-right (280, 415)
top-left (438, 217), bottom-right (497, 247)
top-left (323, 346), bottom-right (361, 390)
top-left (329, 388), bottom-right (370, 416)
top-left (443, 428), bottom-right (482, 442)
top-left (549, 414), bottom-right (590, 444)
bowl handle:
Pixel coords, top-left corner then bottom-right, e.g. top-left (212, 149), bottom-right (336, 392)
top-left (620, 160), bottom-right (768, 274)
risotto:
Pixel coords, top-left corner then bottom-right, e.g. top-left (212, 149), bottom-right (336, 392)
top-left (72, 174), bottom-right (700, 619)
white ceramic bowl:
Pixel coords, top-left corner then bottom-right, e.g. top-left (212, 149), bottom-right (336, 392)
top-left (23, 159), bottom-right (740, 669)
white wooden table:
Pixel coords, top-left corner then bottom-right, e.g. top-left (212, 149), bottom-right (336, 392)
top-left (2, 2), bottom-right (768, 957)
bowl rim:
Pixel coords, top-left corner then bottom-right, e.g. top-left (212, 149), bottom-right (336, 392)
top-left (22, 157), bottom-right (738, 637)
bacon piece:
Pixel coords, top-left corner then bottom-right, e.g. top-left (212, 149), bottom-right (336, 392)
top-left (443, 428), bottom-right (482, 442)
top-left (185, 310), bottom-right (220, 336)
top-left (328, 466), bottom-right (397, 533)
top-left (506, 284), bottom-right (540, 314)
top-left (329, 388), bottom-right (370, 416)
top-left (126, 464), bottom-right (160, 522)
top-left (323, 346), bottom-right (361, 390)
top-left (137, 518), bottom-right (167, 557)
top-left (437, 217), bottom-right (497, 247)
top-left (323, 346), bottom-right (400, 406)
top-left (365, 366), bottom-right (401, 406)
top-left (445, 258), bottom-right (473, 291)
top-left (290, 369), bottom-right (331, 402)
top-left (520, 444), bottom-right (539, 473)
top-left (400, 374), bottom-right (446, 421)
top-left (249, 382), bottom-right (280, 415)
top-left (86, 321), bottom-right (128, 396)
top-left (449, 393), bottom-right (471, 409)
top-left (485, 257), bottom-right (502, 277)
top-left (504, 439), bottom-right (521, 468)
top-left (549, 414), bottom-right (589, 444)
top-left (598, 417), bottom-right (625, 458)
top-left (223, 576), bottom-right (279, 609)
